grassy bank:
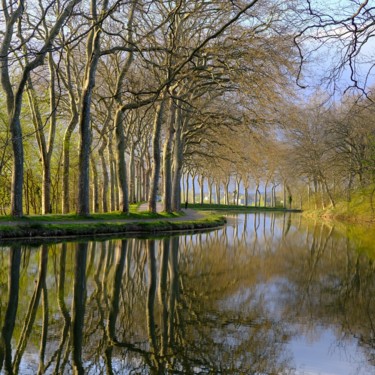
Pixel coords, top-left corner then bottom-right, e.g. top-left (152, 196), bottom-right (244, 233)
top-left (0, 209), bottom-right (225, 241)
top-left (303, 187), bottom-right (375, 223)
top-left (0, 204), bottom-right (180, 223)
top-left (0, 203), bottom-right (297, 241)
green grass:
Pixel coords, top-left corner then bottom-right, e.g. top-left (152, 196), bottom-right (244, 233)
top-left (0, 214), bottom-right (225, 241)
top-left (0, 205), bottom-right (182, 223)
top-left (0, 203), bottom-right (224, 240)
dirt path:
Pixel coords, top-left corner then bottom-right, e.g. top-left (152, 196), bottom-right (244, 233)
top-left (137, 203), bottom-right (204, 221)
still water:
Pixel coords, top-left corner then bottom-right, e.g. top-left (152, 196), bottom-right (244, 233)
top-left (0, 213), bottom-right (374, 374)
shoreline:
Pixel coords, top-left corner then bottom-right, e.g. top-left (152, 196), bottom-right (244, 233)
top-left (0, 214), bottom-right (226, 243)
top-left (0, 206), bottom-right (302, 242)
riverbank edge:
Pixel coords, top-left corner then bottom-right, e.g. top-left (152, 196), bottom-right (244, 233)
top-left (0, 214), bottom-right (226, 241)
top-left (302, 208), bottom-right (375, 224)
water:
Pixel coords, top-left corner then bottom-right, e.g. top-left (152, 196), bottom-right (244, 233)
top-left (0, 212), bottom-right (374, 374)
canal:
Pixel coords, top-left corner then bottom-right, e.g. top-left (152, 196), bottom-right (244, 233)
top-left (0, 212), bottom-right (374, 374)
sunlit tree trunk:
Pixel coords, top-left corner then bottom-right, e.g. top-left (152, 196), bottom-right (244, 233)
top-left (98, 136), bottom-right (109, 212)
top-left (163, 100), bottom-right (176, 212)
top-left (108, 135), bottom-right (117, 211)
top-left (114, 109), bottom-right (129, 213)
top-left (62, 50), bottom-right (79, 214)
top-left (77, 14), bottom-right (102, 215)
top-left (264, 181), bottom-right (268, 208)
top-left (255, 182), bottom-right (260, 207)
top-left (215, 181), bottom-right (221, 204)
top-left (234, 176), bottom-right (240, 205)
top-left (129, 144), bottom-right (137, 204)
top-left (208, 178), bottom-right (213, 204)
top-left (224, 177), bottom-right (230, 205)
top-left (185, 172), bottom-right (189, 204)
top-left (172, 108), bottom-right (184, 211)
top-left (91, 156), bottom-right (99, 213)
top-left (148, 99), bottom-right (165, 212)
top-left (111, 1), bottom-right (137, 213)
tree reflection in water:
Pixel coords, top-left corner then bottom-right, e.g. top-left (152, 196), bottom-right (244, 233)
top-left (0, 245), bottom-right (21, 374)
top-left (0, 213), bottom-right (374, 373)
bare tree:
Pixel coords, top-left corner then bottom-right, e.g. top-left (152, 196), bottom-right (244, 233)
top-left (0, 0), bottom-right (83, 216)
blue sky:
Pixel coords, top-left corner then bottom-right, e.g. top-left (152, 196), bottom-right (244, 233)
top-left (298, 0), bottom-right (375, 96)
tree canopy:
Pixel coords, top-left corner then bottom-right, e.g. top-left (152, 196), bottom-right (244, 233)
top-left (0, 0), bottom-right (375, 216)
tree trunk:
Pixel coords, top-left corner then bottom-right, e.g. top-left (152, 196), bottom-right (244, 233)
top-left (225, 179), bottom-right (230, 205)
top-left (236, 178), bottom-right (241, 205)
top-left (255, 183), bottom-right (260, 207)
top-left (114, 108), bottom-right (129, 213)
top-left (192, 174), bottom-right (196, 204)
top-left (264, 182), bottom-right (268, 208)
top-left (77, 26), bottom-right (101, 216)
top-left (208, 179), bottom-right (213, 204)
top-left (185, 172), bottom-right (189, 204)
top-left (199, 175), bottom-right (204, 205)
top-left (99, 138), bottom-right (109, 212)
top-left (163, 102), bottom-right (176, 212)
top-left (320, 181), bottom-right (326, 209)
top-left (62, 114), bottom-right (78, 213)
top-left (108, 134), bottom-right (117, 211)
top-left (42, 162), bottom-right (52, 214)
top-left (91, 157), bottom-right (99, 213)
top-left (25, 75), bottom-right (53, 215)
top-left (42, 52), bottom-right (56, 214)
top-left (62, 48), bottom-right (79, 214)
top-left (149, 97), bottom-right (166, 213)
top-left (10, 115), bottom-right (24, 217)
top-left (129, 144), bottom-right (136, 204)
top-left (215, 181), bottom-right (221, 204)
top-left (171, 109), bottom-right (184, 212)
top-left (136, 161), bottom-right (142, 202)
top-left (322, 176), bottom-right (335, 208)
top-left (110, 0), bottom-right (137, 212)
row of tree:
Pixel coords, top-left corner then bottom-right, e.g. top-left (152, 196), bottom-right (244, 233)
top-left (0, 0), bottom-right (296, 216)
top-left (1, 0), bottom-right (375, 216)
